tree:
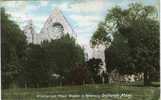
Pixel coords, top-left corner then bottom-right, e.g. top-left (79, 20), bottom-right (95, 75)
top-left (1, 8), bottom-right (27, 88)
top-left (91, 22), bottom-right (111, 47)
top-left (105, 33), bottom-right (133, 75)
top-left (22, 44), bottom-right (51, 88)
top-left (69, 63), bottom-right (90, 85)
top-left (41, 34), bottom-right (85, 86)
top-left (86, 58), bottom-right (103, 84)
top-left (21, 34), bottom-right (85, 87)
top-left (91, 3), bottom-right (159, 85)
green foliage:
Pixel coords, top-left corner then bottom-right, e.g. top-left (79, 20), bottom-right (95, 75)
top-left (22, 34), bottom-right (85, 87)
top-left (1, 8), bottom-right (27, 89)
top-left (105, 33), bottom-right (133, 75)
top-left (86, 58), bottom-right (103, 83)
top-left (91, 22), bottom-right (111, 47)
top-left (22, 44), bottom-right (51, 88)
top-left (69, 63), bottom-right (90, 85)
top-left (42, 34), bottom-right (85, 80)
top-left (107, 3), bottom-right (159, 85)
top-left (91, 3), bottom-right (159, 85)
top-left (1, 7), bottom-right (85, 88)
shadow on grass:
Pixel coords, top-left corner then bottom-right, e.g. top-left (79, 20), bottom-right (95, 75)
top-left (116, 81), bottom-right (160, 87)
top-left (122, 83), bottom-right (160, 87)
top-left (129, 84), bottom-right (160, 87)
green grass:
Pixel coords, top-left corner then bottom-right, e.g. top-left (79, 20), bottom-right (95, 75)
top-left (2, 84), bottom-right (160, 100)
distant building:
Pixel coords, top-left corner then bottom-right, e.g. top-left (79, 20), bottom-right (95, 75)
top-left (23, 8), bottom-right (105, 64)
top-left (91, 44), bottom-right (106, 71)
top-left (24, 8), bottom-right (76, 44)
top-left (23, 20), bottom-right (36, 43)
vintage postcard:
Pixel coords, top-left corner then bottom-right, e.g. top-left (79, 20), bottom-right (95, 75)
top-left (1, 0), bottom-right (160, 100)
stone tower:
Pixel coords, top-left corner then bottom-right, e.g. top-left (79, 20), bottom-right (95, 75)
top-left (92, 44), bottom-right (106, 71)
top-left (24, 20), bottom-right (36, 43)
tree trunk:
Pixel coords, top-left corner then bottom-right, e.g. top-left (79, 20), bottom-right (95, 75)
top-left (107, 73), bottom-right (112, 84)
top-left (144, 71), bottom-right (150, 86)
top-left (102, 76), bottom-right (105, 84)
top-left (25, 81), bottom-right (27, 88)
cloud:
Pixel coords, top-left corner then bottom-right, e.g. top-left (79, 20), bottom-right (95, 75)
top-left (1, 1), bottom-right (29, 16)
top-left (70, 15), bottom-right (102, 25)
top-left (69, 0), bottom-right (104, 13)
top-left (27, 1), bottom-right (50, 11)
top-left (1, 1), bottom-right (29, 24)
top-left (55, 0), bottom-right (105, 14)
top-left (1, 1), bottom-right (49, 32)
top-left (40, 1), bottom-right (49, 6)
top-left (69, 14), bottom-right (103, 44)
top-left (69, 14), bottom-right (102, 36)
top-left (1, 1), bottom-right (28, 8)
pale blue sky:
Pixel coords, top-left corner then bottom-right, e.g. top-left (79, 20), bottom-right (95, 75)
top-left (1, 0), bottom-right (158, 56)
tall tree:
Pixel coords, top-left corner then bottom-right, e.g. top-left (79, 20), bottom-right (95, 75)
top-left (1, 8), bottom-right (27, 88)
top-left (22, 44), bottom-right (51, 88)
top-left (86, 58), bottom-right (103, 84)
top-left (105, 33), bottom-right (132, 75)
top-left (40, 34), bottom-right (85, 86)
top-left (69, 63), bottom-right (90, 85)
top-left (91, 3), bottom-right (159, 85)
top-left (21, 34), bottom-right (85, 87)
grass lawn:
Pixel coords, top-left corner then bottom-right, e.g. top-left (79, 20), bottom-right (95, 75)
top-left (2, 83), bottom-right (160, 100)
